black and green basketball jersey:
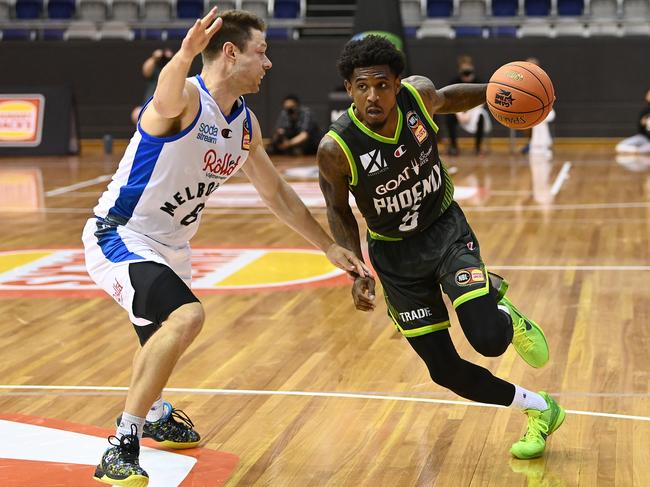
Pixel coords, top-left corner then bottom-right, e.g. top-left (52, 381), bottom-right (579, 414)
top-left (327, 82), bottom-right (454, 240)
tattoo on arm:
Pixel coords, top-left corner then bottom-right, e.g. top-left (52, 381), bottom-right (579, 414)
top-left (317, 137), bottom-right (364, 261)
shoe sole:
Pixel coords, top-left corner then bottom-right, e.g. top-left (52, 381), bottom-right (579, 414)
top-left (506, 298), bottom-right (550, 368)
top-left (157, 439), bottom-right (200, 449)
top-left (93, 473), bottom-right (149, 487)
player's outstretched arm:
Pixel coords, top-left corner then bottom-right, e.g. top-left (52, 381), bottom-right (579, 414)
top-left (318, 135), bottom-right (376, 311)
top-left (242, 111), bottom-right (369, 278)
top-left (317, 136), bottom-right (363, 262)
top-left (151, 7), bottom-right (222, 120)
top-left (403, 74), bottom-right (487, 115)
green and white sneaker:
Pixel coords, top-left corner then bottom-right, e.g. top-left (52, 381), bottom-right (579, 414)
top-left (500, 295), bottom-right (549, 368)
top-left (511, 392), bottom-right (565, 459)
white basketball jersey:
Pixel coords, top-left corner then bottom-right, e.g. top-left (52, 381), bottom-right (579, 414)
top-left (94, 75), bottom-right (252, 247)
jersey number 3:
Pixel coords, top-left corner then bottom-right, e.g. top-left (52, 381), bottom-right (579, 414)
top-left (399, 208), bottom-right (419, 232)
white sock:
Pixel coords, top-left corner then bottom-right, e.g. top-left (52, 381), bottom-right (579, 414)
top-left (146, 397), bottom-right (166, 422)
top-left (498, 304), bottom-right (511, 317)
top-left (116, 412), bottom-right (146, 440)
top-left (510, 385), bottom-right (548, 411)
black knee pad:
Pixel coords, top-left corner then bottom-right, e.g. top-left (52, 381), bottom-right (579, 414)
top-left (129, 261), bottom-right (200, 326)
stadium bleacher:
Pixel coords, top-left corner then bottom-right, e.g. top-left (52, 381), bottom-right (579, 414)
top-left (0, 0), bottom-right (647, 40)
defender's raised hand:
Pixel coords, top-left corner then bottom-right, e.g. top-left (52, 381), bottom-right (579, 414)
top-left (179, 7), bottom-right (223, 60)
top-left (325, 243), bottom-right (371, 280)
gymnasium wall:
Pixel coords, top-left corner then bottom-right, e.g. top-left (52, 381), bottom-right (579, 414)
top-left (0, 37), bottom-right (647, 139)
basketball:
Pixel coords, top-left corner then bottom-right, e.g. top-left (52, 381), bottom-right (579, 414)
top-left (486, 61), bottom-right (555, 130)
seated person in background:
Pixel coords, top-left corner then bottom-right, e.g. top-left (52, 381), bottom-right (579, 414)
top-left (521, 57), bottom-right (555, 155)
top-left (269, 95), bottom-right (321, 155)
top-left (456, 105), bottom-right (491, 155)
top-left (131, 48), bottom-right (174, 125)
top-left (445, 55), bottom-right (484, 155)
top-left (616, 88), bottom-right (650, 154)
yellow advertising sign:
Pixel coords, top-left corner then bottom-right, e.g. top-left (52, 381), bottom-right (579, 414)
top-left (0, 95), bottom-right (45, 146)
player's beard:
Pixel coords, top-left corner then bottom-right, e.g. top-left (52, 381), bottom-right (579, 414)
top-left (365, 117), bottom-right (387, 131)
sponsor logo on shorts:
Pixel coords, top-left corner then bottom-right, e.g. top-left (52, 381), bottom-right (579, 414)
top-left (455, 268), bottom-right (485, 286)
top-left (399, 307), bottom-right (433, 322)
top-left (112, 278), bottom-right (123, 304)
top-left (467, 241), bottom-right (475, 251)
top-left (494, 89), bottom-right (515, 108)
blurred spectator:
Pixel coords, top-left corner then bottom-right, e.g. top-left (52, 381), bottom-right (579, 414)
top-left (269, 95), bottom-right (320, 155)
top-left (131, 48), bottom-right (174, 125)
top-left (615, 88), bottom-right (650, 154)
top-left (445, 55), bottom-right (486, 155)
top-left (521, 57), bottom-right (556, 156)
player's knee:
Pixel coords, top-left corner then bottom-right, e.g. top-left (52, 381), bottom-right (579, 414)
top-left (470, 329), bottom-right (509, 357)
top-left (456, 297), bottom-right (510, 357)
top-left (461, 315), bottom-right (509, 357)
top-left (169, 302), bottom-right (205, 342)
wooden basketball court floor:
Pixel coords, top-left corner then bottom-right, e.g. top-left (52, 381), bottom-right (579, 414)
top-left (1, 141), bottom-right (649, 486)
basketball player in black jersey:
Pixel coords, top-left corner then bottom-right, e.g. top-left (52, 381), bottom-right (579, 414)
top-left (318, 35), bottom-right (565, 459)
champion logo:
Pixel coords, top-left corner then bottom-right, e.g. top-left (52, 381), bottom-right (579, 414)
top-left (360, 148), bottom-right (388, 175)
top-left (394, 145), bottom-right (407, 158)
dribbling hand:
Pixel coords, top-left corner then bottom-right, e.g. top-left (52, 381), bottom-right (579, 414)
top-left (352, 275), bottom-right (376, 312)
top-left (179, 7), bottom-right (223, 61)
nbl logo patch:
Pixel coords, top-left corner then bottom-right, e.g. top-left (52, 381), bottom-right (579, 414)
top-left (494, 89), bottom-right (515, 108)
top-left (455, 268), bottom-right (486, 286)
top-left (241, 117), bottom-right (251, 150)
top-left (406, 110), bottom-right (428, 146)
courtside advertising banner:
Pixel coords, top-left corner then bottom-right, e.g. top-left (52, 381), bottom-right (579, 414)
top-left (0, 94), bottom-right (45, 147)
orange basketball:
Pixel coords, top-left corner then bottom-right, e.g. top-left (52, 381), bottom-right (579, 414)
top-left (486, 61), bottom-right (555, 130)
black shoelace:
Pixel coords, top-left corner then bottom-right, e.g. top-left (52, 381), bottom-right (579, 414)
top-left (107, 424), bottom-right (140, 461)
top-left (170, 408), bottom-right (195, 429)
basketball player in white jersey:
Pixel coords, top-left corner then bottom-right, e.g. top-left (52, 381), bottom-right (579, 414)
top-left (84, 9), bottom-right (368, 486)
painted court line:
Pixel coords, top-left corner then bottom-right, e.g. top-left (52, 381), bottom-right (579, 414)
top-left (490, 265), bottom-right (650, 271)
top-left (2, 385), bottom-right (649, 423)
top-left (45, 175), bottom-right (112, 197)
top-left (3, 201), bottom-right (650, 216)
top-left (550, 161), bottom-right (572, 196)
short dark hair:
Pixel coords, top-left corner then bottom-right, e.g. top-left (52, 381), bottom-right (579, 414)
top-left (336, 35), bottom-right (405, 81)
top-left (283, 94), bottom-right (300, 104)
top-left (203, 10), bottom-right (266, 61)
